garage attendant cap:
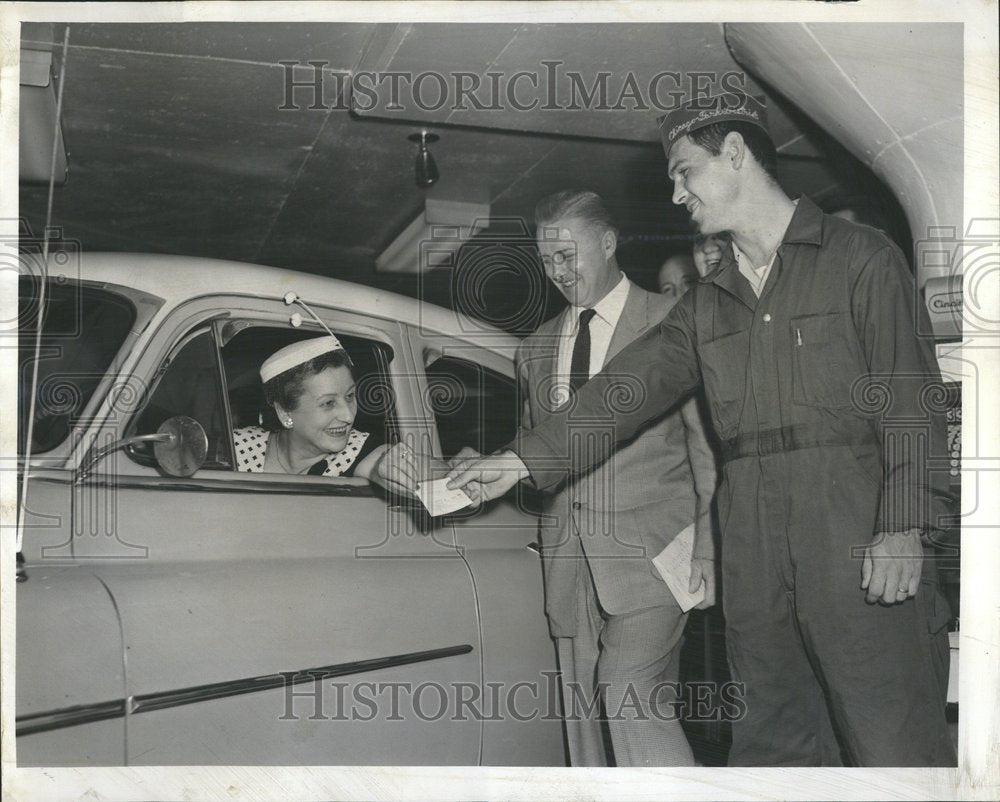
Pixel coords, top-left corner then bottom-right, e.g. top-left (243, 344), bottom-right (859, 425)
top-left (658, 91), bottom-right (770, 155)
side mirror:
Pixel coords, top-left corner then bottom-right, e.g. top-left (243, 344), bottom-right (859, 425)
top-left (76, 416), bottom-right (208, 482)
top-left (153, 416), bottom-right (208, 477)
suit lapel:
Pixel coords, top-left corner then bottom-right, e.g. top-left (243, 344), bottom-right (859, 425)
top-left (535, 311), bottom-right (565, 379)
top-left (527, 311), bottom-right (567, 414)
top-left (528, 287), bottom-right (649, 409)
top-left (605, 284), bottom-right (647, 365)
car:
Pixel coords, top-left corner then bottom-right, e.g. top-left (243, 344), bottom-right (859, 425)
top-left (15, 251), bottom-right (564, 766)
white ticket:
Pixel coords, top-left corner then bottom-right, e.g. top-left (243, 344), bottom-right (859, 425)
top-left (651, 523), bottom-right (706, 612)
top-left (415, 478), bottom-right (474, 517)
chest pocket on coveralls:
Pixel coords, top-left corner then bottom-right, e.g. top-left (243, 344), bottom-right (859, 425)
top-left (698, 329), bottom-right (747, 439)
top-left (790, 312), bottom-right (859, 408)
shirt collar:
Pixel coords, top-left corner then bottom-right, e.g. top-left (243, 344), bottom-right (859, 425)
top-left (780, 195), bottom-right (823, 245)
top-left (703, 196), bottom-right (818, 285)
top-left (731, 240), bottom-right (776, 274)
top-left (571, 272), bottom-right (629, 327)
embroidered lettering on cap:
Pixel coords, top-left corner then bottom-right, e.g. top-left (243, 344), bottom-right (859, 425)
top-left (658, 88), bottom-right (770, 156)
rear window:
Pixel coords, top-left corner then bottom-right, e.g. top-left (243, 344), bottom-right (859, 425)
top-left (18, 276), bottom-right (137, 454)
top-left (425, 354), bottom-right (519, 460)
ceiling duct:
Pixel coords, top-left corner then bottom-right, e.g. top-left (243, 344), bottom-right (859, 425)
top-left (375, 198), bottom-right (491, 274)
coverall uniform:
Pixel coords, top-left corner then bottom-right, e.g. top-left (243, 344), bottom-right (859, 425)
top-left (511, 196), bottom-right (955, 766)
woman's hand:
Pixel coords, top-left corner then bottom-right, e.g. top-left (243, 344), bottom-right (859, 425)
top-left (372, 442), bottom-right (424, 496)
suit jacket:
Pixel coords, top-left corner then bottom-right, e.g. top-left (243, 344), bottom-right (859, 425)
top-left (516, 282), bottom-right (716, 637)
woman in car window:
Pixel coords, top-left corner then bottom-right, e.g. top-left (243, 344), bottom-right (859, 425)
top-left (233, 335), bottom-right (413, 491)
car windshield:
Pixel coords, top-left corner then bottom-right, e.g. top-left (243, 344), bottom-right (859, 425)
top-left (18, 275), bottom-right (137, 454)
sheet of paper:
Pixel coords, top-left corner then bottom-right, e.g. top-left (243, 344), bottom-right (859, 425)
top-left (415, 477), bottom-right (474, 517)
top-left (651, 522), bottom-right (705, 613)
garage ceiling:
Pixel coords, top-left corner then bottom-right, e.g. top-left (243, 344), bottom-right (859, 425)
top-left (19, 22), bottom-right (895, 325)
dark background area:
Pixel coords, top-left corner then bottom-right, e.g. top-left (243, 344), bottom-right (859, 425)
top-left (20, 22), bottom-right (911, 334)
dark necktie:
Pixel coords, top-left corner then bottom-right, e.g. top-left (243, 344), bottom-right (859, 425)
top-left (569, 308), bottom-right (597, 391)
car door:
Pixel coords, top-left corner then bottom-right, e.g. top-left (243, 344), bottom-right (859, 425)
top-left (413, 331), bottom-right (564, 766)
top-left (37, 292), bottom-right (482, 765)
top-left (16, 275), bottom-right (157, 766)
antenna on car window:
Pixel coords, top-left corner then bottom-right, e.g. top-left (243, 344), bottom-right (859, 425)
top-left (18, 26), bottom-right (71, 563)
top-left (283, 292), bottom-right (337, 338)
top-left (283, 292), bottom-right (355, 370)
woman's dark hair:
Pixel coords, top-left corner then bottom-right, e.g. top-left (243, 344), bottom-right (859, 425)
top-left (263, 349), bottom-right (353, 413)
top-left (689, 121), bottom-right (779, 182)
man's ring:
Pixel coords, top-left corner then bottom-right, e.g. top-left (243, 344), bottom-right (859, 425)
top-left (898, 586), bottom-right (909, 592)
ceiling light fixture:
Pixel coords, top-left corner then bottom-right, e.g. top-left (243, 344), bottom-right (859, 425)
top-left (409, 130), bottom-right (439, 188)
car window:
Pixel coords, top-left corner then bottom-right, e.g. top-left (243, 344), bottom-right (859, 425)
top-left (127, 326), bottom-right (233, 469)
top-left (220, 324), bottom-right (397, 473)
top-left (18, 276), bottom-right (137, 454)
top-left (425, 354), bottom-right (519, 460)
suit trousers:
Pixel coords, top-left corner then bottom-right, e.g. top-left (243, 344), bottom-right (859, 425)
top-left (555, 559), bottom-right (695, 767)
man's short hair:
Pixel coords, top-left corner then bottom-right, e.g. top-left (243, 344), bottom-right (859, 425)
top-left (534, 189), bottom-right (619, 238)
top-left (689, 121), bottom-right (779, 182)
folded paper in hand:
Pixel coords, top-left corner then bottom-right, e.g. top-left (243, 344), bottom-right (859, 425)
top-left (415, 478), bottom-right (474, 517)
top-left (651, 523), bottom-right (705, 612)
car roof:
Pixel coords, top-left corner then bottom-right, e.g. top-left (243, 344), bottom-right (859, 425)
top-left (71, 252), bottom-right (521, 356)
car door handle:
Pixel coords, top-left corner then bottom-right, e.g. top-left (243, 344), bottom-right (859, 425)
top-left (526, 541), bottom-right (541, 555)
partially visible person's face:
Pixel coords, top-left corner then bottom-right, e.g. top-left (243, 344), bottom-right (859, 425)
top-left (278, 365), bottom-right (357, 457)
top-left (667, 135), bottom-right (736, 235)
top-left (658, 255), bottom-right (697, 303)
top-left (536, 215), bottom-right (619, 308)
top-left (693, 233), bottom-right (728, 277)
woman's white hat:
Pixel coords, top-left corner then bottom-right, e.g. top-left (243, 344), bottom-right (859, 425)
top-left (260, 335), bottom-right (345, 383)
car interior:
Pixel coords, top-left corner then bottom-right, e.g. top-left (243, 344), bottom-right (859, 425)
top-left (126, 322), bottom-right (397, 474)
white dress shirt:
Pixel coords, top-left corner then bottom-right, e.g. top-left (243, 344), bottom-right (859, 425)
top-left (554, 273), bottom-right (630, 405)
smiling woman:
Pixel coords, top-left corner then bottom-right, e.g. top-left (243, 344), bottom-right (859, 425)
top-left (234, 335), bottom-right (387, 479)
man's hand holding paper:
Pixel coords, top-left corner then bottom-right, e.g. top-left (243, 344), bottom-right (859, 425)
top-left (377, 442), bottom-right (473, 516)
top-left (651, 524), bottom-right (716, 612)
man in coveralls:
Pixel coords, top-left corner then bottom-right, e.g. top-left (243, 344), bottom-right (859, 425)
top-left (448, 89), bottom-right (956, 766)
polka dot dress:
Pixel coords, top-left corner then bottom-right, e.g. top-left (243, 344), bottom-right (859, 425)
top-left (233, 426), bottom-right (370, 476)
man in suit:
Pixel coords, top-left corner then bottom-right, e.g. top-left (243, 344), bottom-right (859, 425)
top-left (522, 189), bottom-right (717, 766)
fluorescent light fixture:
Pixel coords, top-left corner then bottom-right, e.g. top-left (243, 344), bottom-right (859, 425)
top-left (375, 198), bottom-right (491, 274)
top-left (21, 41), bottom-right (68, 185)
